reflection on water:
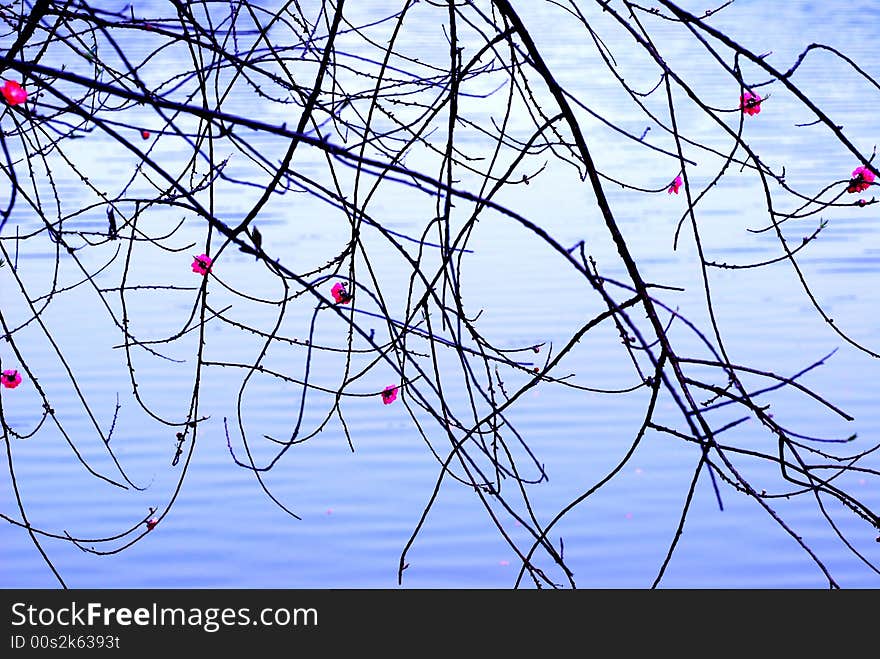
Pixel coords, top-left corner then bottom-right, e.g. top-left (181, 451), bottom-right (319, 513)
top-left (1, 1), bottom-right (879, 588)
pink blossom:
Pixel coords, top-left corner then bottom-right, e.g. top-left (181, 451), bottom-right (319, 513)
top-left (141, 130), bottom-right (150, 140)
top-left (1, 369), bottom-right (22, 389)
top-left (331, 281), bottom-right (352, 304)
top-left (146, 517), bottom-right (159, 531)
top-left (847, 166), bottom-right (875, 194)
top-left (381, 385), bottom-right (398, 405)
top-left (668, 175), bottom-right (683, 194)
top-left (191, 253), bottom-right (212, 276)
top-left (1, 80), bottom-right (27, 106)
top-left (740, 91), bottom-right (761, 116)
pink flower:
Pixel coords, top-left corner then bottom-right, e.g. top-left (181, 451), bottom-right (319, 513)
top-left (847, 165), bottom-right (875, 194)
top-left (740, 91), bottom-right (761, 116)
top-left (381, 385), bottom-right (398, 405)
top-left (141, 130), bottom-right (150, 140)
top-left (1, 80), bottom-right (27, 106)
top-left (146, 517), bottom-right (159, 531)
top-left (1, 369), bottom-right (22, 389)
top-left (331, 281), bottom-right (352, 304)
top-left (191, 253), bottom-right (212, 276)
top-left (668, 175), bottom-right (683, 194)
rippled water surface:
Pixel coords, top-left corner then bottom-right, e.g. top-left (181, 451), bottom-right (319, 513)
top-left (2, 0), bottom-right (879, 588)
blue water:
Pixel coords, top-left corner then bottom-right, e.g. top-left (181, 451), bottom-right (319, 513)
top-left (1, 0), bottom-right (879, 588)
